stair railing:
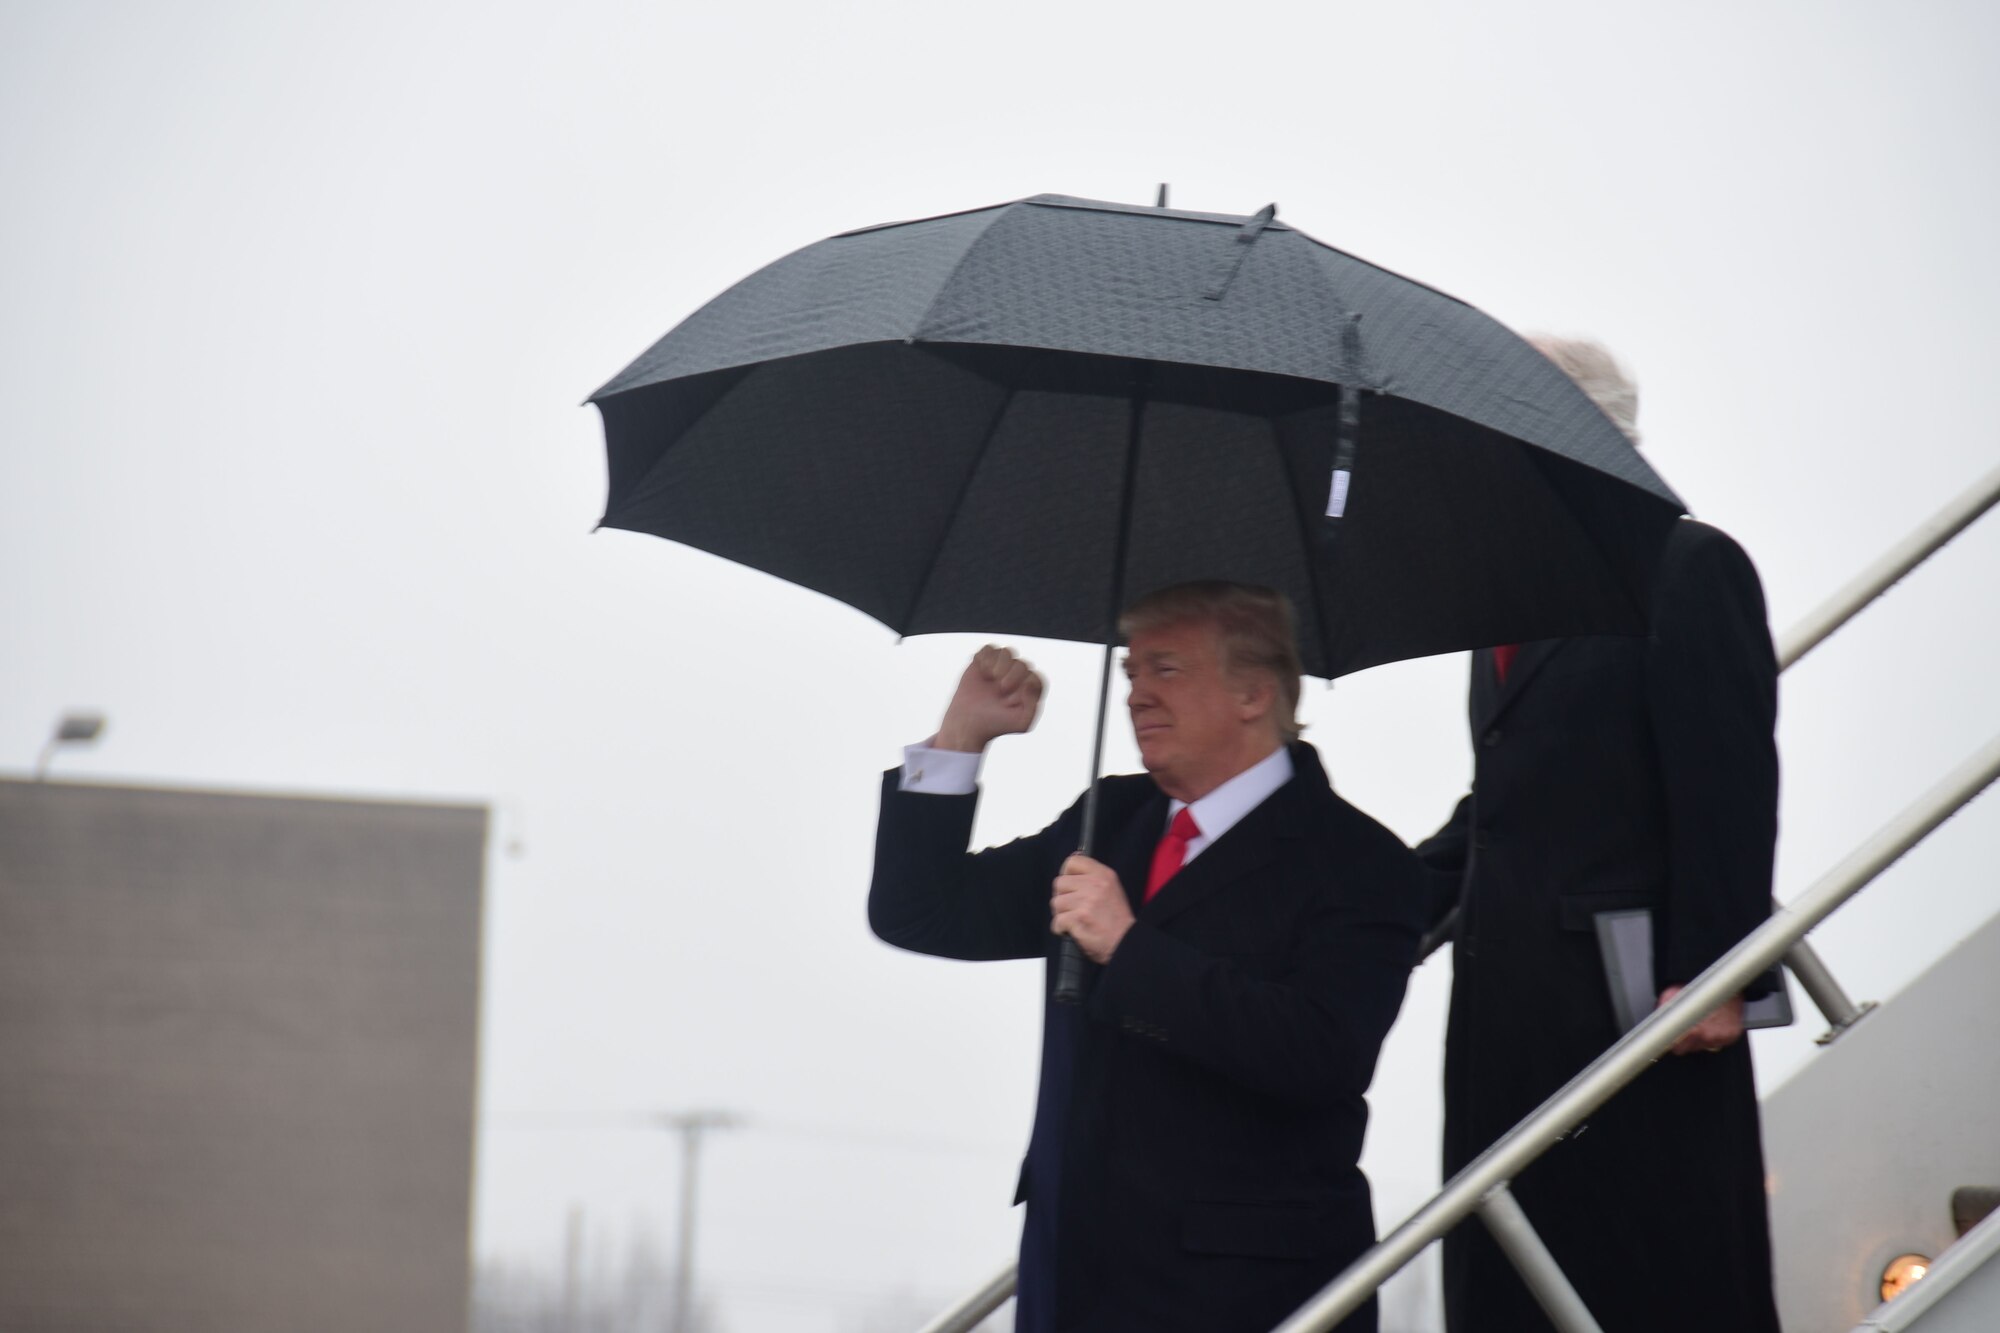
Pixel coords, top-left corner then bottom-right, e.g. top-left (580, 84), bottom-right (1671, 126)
top-left (1273, 731), bottom-right (2000, 1332)
top-left (1777, 460), bottom-right (2000, 1040)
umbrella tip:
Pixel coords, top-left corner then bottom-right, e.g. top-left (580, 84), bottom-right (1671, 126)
top-left (1155, 183), bottom-right (1170, 208)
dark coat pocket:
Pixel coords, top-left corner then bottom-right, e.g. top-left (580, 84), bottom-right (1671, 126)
top-left (1181, 1201), bottom-right (1334, 1260)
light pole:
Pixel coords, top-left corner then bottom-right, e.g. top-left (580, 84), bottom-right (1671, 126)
top-left (33, 712), bottom-right (105, 780)
top-left (658, 1109), bottom-right (742, 1333)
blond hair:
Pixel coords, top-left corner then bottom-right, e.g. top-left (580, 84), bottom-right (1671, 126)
top-left (1119, 581), bottom-right (1304, 741)
top-left (1528, 334), bottom-right (1641, 444)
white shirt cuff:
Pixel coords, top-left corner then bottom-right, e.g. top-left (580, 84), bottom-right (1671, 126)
top-left (900, 742), bottom-right (982, 794)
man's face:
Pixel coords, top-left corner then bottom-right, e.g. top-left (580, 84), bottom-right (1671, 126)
top-left (1124, 618), bottom-right (1259, 800)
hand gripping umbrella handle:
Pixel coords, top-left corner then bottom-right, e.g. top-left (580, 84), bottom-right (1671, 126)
top-left (1056, 720), bottom-right (1111, 1009)
top-left (1053, 788), bottom-right (1103, 1006)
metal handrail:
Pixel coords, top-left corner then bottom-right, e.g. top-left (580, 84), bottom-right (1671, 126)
top-left (1274, 732), bottom-right (2000, 1331)
top-left (1752, 462), bottom-right (2000, 1033)
top-left (914, 1263), bottom-right (1016, 1333)
top-left (1777, 461), bottom-right (2000, 670)
top-left (1782, 930), bottom-right (1876, 1044)
top-left (1476, 1186), bottom-right (1604, 1333)
top-left (912, 463), bottom-right (2000, 1332)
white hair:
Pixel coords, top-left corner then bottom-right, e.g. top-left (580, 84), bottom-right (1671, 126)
top-left (1527, 334), bottom-right (1641, 445)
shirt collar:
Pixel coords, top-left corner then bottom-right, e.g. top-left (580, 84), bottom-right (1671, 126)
top-left (1169, 744), bottom-right (1294, 849)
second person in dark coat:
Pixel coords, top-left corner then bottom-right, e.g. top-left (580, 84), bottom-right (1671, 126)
top-left (1418, 337), bottom-right (1782, 1333)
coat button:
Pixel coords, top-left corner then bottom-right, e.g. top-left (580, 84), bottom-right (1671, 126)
top-left (1482, 728), bottom-right (1502, 747)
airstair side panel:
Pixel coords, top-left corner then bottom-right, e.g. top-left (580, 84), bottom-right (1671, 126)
top-left (1761, 906), bottom-right (2000, 1330)
top-left (1851, 1206), bottom-right (2000, 1332)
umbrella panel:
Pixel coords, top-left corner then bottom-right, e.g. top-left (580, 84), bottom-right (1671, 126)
top-left (597, 344), bottom-right (1674, 678)
top-left (1304, 392), bottom-right (1668, 673)
top-left (598, 343), bottom-right (1011, 634)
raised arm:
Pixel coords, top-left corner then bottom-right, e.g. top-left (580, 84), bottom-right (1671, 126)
top-left (867, 646), bottom-right (1059, 961)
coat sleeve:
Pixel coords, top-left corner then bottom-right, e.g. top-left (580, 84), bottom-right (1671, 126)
top-left (866, 769), bottom-right (1067, 962)
top-left (1645, 527), bottom-right (1780, 990)
top-left (1414, 793), bottom-right (1474, 934)
top-left (1086, 823), bottom-right (1425, 1108)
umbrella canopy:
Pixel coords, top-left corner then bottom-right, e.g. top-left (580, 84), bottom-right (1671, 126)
top-left (590, 193), bottom-right (1682, 678)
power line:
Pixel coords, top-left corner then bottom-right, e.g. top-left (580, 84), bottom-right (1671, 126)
top-left (485, 1109), bottom-right (1017, 1160)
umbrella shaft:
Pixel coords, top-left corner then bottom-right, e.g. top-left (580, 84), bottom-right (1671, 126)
top-left (1056, 362), bottom-right (1151, 1006)
top-left (1079, 361), bottom-right (1151, 857)
top-left (1079, 639), bottom-right (1119, 853)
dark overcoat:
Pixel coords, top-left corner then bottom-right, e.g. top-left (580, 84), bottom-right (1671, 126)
top-left (1417, 518), bottom-right (1781, 1333)
top-left (870, 742), bottom-right (1427, 1333)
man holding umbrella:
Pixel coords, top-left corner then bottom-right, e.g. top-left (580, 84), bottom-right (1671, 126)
top-left (588, 190), bottom-right (1700, 1327)
top-left (870, 581), bottom-right (1428, 1333)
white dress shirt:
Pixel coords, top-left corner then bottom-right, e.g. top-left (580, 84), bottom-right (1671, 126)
top-left (898, 740), bottom-right (1294, 867)
top-left (1161, 743), bottom-right (1294, 863)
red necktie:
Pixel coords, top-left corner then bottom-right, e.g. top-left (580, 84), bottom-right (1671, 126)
top-left (1145, 808), bottom-right (1201, 902)
top-left (1492, 644), bottom-right (1520, 684)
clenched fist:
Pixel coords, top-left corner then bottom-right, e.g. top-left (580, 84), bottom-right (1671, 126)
top-left (1052, 854), bottom-right (1135, 964)
top-left (935, 645), bottom-right (1046, 753)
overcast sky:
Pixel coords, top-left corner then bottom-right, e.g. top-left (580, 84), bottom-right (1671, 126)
top-left (4, 3), bottom-right (1998, 1330)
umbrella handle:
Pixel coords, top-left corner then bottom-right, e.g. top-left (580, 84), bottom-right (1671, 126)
top-left (1053, 936), bottom-right (1089, 1006)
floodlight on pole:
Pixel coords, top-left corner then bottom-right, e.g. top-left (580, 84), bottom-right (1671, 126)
top-left (658, 1109), bottom-right (744, 1333)
top-left (34, 712), bottom-right (106, 781)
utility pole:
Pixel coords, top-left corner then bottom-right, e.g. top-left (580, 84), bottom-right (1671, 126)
top-left (659, 1109), bottom-right (743, 1333)
top-left (561, 1205), bottom-right (583, 1333)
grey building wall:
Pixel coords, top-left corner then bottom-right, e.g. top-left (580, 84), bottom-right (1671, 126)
top-left (0, 779), bottom-right (486, 1333)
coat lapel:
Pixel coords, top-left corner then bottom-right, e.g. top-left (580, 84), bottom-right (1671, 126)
top-left (1474, 638), bottom-right (1567, 731)
top-left (1108, 789), bottom-right (1168, 918)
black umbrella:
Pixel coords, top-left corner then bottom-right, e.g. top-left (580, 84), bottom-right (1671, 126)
top-left (589, 192), bottom-right (1682, 996)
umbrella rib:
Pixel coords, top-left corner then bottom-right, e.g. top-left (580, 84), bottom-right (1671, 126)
top-left (597, 365), bottom-right (753, 529)
top-left (907, 208), bottom-right (1016, 343)
top-left (896, 375), bottom-right (1019, 633)
top-left (1294, 224), bottom-right (1482, 321)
